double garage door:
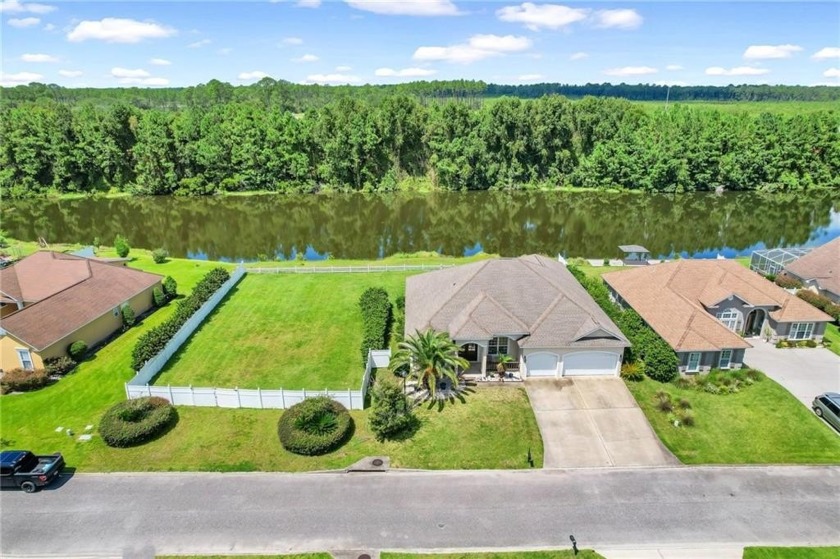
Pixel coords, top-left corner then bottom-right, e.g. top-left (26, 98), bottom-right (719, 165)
top-left (526, 351), bottom-right (619, 377)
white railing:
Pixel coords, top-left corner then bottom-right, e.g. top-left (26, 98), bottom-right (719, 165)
top-left (126, 349), bottom-right (391, 411)
top-left (128, 266), bottom-right (246, 387)
top-left (249, 264), bottom-right (454, 274)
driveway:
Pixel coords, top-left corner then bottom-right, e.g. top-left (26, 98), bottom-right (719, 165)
top-left (525, 377), bottom-right (677, 468)
top-left (744, 339), bottom-right (840, 407)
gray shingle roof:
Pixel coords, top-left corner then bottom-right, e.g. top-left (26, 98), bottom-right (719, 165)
top-left (405, 255), bottom-right (628, 349)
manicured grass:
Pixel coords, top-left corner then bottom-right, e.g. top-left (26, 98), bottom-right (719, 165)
top-left (742, 547), bottom-right (840, 559)
top-left (154, 273), bottom-right (410, 390)
top-left (383, 551), bottom-right (604, 559)
top-left (823, 323), bottom-right (840, 357)
top-left (576, 264), bottom-right (624, 279)
top-left (158, 555), bottom-right (331, 559)
top-left (627, 375), bottom-right (840, 464)
top-left (244, 251), bottom-right (494, 269)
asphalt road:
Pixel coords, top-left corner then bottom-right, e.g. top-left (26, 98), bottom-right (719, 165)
top-left (2, 466), bottom-right (839, 558)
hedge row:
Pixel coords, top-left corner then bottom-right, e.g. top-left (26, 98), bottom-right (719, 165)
top-left (131, 267), bottom-right (231, 370)
top-left (796, 289), bottom-right (840, 322)
top-left (99, 397), bottom-right (178, 447)
top-left (277, 397), bottom-right (353, 456)
top-left (0, 368), bottom-right (49, 393)
top-left (568, 265), bottom-right (679, 382)
top-left (359, 287), bottom-right (392, 364)
top-left (774, 275), bottom-right (802, 290)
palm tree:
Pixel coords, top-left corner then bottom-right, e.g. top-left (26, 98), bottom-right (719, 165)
top-left (390, 329), bottom-right (469, 399)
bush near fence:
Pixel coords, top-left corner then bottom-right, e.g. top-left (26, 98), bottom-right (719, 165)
top-left (359, 287), bottom-right (392, 364)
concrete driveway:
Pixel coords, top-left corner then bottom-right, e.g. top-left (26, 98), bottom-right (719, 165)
top-left (744, 339), bottom-right (840, 407)
top-left (525, 377), bottom-right (677, 468)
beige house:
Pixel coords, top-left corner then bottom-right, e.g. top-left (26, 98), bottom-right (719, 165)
top-left (782, 237), bottom-right (840, 303)
top-left (0, 251), bottom-right (162, 371)
top-left (603, 260), bottom-right (833, 374)
top-left (405, 255), bottom-right (629, 378)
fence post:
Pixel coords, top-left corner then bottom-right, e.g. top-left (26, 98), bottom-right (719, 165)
top-left (258, 387), bottom-right (263, 409)
top-left (146, 384), bottom-right (152, 397)
top-left (348, 388), bottom-right (353, 409)
top-left (236, 387), bottom-right (241, 408)
top-left (302, 388), bottom-right (306, 400)
top-left (168, 384), bottom-right (174, 403)
top-left (190, 385), bottom-right (195, 405)
top-left (281, 388), bottom-right (285, 408)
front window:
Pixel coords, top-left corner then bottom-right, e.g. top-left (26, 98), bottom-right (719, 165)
top-left (16, 348), bottom-right (34, 371)
top-left (488, 336), bottom-right (509, 356)
top-left (719, 349), bottom-right (732, 370)
top-left (716, 309), bottom-right (740, 331)
top-left (789, 323), bottom-right (814, 340)
top-left (686, 352), bottom-right (701, 373)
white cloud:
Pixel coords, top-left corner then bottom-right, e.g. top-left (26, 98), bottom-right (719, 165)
top-left (292, 53), bottom-right (319, 63)
top-left (306, 73), bottom-right (360, 84)
top-left (187, 38), bottom-right (211, 48)
top-left (217, 47), bottom-right (233, 55)
top-left (375, 67), bottom-right (437, 77)
top-left (8, 16), bottom-right (39, 27)
top-left (665, 64), bottom-right (683, 71)
top-left (496, 3), bottom-right (587, 31)
top-left (282, 36), bottom-right (303, 45)
top-left (0, 71), bottom-right (43, 86)
top-left (21, 53), bottom-right (57, 62)
top-left (336, 65), bottom-right (352, 71)
top-left (345, 0), bottom-right (459, 17)
top-left (111, 67), bottom-right (151, 78)
top-left (705, 66), bottom-right (770, 76)
top-left (592, 9), bottom-right (643, 30)
top-left (743, 44), bottom-right (802, 60)
top-left (414, 34), bottom-right (531, 64)
top-left (238, 70), bottom-right (270, 81)
top-left (812, 47), bottom-right (840, 60)
top-left (68, 18), bottom-right (176, 43)
top-left (42, 22), bottom-right (53, 30)
top-left (58, 69), bottom-right (82, 77)
top-left (0, 1), bottom-right (55, 14)
top-left (603, 66), bottom-right (657, 76)
top-left (518, 73), bottom-right (543, 81)
top-left (150, 58), bottom-right (171, 66)
top-left (823, 68), bottom-right (840, 78)
top-left (296, 0), bottom-right (321, 7)
top-left (118, 77), bottom-right (169, 86)
top-left (569, 52), bottom-right (588, 61)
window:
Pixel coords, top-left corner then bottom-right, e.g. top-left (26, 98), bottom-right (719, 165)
top-left (716, 309), bottom-right (740, 331)
top-left (686, 352), bottom-right (701, 373)
top-left (719, 349), bottom-right (732, 370)
top-left (488, 336), bottom-right (509, 356)
top-left (16, 348), bottom-right (34, 371)
top-left (789, 322), bottom-right (814, 341)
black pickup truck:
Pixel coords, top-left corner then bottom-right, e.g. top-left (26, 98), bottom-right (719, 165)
top-left (0, 450), bottom-right (65, 493)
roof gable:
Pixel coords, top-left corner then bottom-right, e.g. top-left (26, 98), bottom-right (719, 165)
top-left (784, 237), bottom-right (840, 297)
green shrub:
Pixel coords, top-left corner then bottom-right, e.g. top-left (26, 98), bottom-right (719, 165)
top-left (44, 356), bottom-right (77, 376)
top-left (359, 287), bottom-right (392, 363)
top-left (774, 275), bottom-right (802, 289)
top-left (153, 286), bottom-right (166, 307)
top-left (703, 383), bottom-right (721, 395)
top-left (655, 391), bottom-right (673, 412)
top-left (369, 381), bottom-right (416, 442)
top-left (805, 339), bottom-right (818, 348)
top-left (678, 398), bottom-right (692, 410)
top-left (99, 397), bottom-right (178, 447)
top-left (162, 276), bottom-right (178, 298)
top-left (644, 340), bottom-right (679, 382)
top-left (775, 340), bottom-right (788, 348)
top-left (620, 361), bottom-right (645, 381)
top-left (796, 289), bottom-right (840, 321)
top-left (680, 412), bottom-right (695, 427)
top-left (673, 376), bottom-right (695, 390)
top-left (151, 248), bottom-right (169, 264)
top-left (0, 368), bottom-right (49, 392)
top-left (131, 267), bottom-right (230, 370)
top-left (121, 305), bottom-right (136, 330)
top-left (114, 234), bottom-right (130, 258)
top-left (277, 397), bottom-right (353, 456)
top-left (68, 340), bottom-right (88, 361)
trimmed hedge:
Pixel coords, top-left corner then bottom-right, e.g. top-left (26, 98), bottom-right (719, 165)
top-left (121, 305), bottom-right (136, 330)
top-left (68, 340), bottom-right (88, 361)
top-left (774, 275), bottom-right (802, 289)
top-left (131, 267), bottom-right (231, 370)
top-left (152, 248), bottom-right (169, 264)
top-left (369, 380), bottom-right (416, 441)
top-left (153, 286), bottom-right (166, 307)
top-left (392, 295), bottom-right (406, 345)
top-left (277, 397), bottom-right (353, 456)
top-left (162, 276), bottom-right (178, 298)
top-left (0, 368), bottom-right (49, 393)
top-left (99, 397), bottom-right (178, 447)
top-left (359, 287), bottom-right (392, 363)
top-left (796, 289), bottom-right (840, 322)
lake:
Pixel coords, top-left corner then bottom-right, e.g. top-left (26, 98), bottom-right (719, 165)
top-left (3, 191), bottom-right (838, 262)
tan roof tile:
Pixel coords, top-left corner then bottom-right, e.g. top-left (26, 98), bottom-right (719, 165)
top-left (784, 237), bottom-right (840, 298)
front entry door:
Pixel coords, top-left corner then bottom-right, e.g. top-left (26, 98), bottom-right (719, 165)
top-left (459, 343), bottom-right (478, 362)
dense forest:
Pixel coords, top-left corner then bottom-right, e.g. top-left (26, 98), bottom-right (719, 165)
top-left (1, 91), bottom-right (838, 197)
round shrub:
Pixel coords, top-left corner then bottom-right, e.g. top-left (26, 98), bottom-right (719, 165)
top-left (44, 356), bottom-right (77, 376)
top-left (620, 361), bottom-right (645, 382)
top-left (68, 340), bottom-right (88, 361)
top-left (152, 248), bottom-right (169, 264)
top-left (162, 276), bottom-right (178, 298)
top-left (114, 234), bottom-right (130, 258)
top-left (0, 368), bottom-right (49, 392)
top-left (121, 305), bottom-right (136, 329)
top-left (153, 286), bottom-right (166, 307)
top-left (99, 397), bottom-right (177, 448)
top-left (278, 397), bottom-right (353, 456)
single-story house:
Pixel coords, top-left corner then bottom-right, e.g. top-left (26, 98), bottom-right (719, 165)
top-left (405, 255), bottom-right (629, 378)
top-left (749, 246), bottom-right (812, 276)
top-left (0, 251), bottom-right (162, 371)
top-left (781, 237), bottom-right (840, 303)
top-left (603, 260), bottom-right (833, 374)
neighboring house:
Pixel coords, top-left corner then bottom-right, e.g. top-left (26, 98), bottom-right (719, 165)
top-left (603, 260), bottom-right (833, 374)
top-left (781, 237), bottom-right (840, 303)
top-left (0, 251), bottom-right (162, 371)
top-left (405, 255), bottom-right (629, 378)
top-left (619, 245), bottom-right (652, 266)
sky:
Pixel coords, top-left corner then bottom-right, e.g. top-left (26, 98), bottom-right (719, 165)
top-left (1, 0), bottom-right (839, 88)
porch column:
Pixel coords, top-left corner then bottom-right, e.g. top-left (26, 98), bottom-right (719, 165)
top-left (480, 346), bottom-right (488, 376)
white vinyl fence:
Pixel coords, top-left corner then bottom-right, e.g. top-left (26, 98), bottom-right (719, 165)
top-left (249, 264), bottom-right (454, 274)
top-left (126, 349), bottom-right (391, 411)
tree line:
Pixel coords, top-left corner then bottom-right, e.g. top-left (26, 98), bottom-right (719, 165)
top-left (1, 94), bottom-right (837, 197)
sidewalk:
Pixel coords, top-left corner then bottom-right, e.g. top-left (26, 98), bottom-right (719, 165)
top-left (600, 545), bottom-right (744, 559)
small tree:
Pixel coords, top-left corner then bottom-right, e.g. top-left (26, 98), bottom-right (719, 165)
top-left (121, 305), bottom-right (136, 330)
top-left (114, 234), bottom-right (130, 258)
top-left (369, 381), bottom-right (416, 442)
top-left (153, 286), bottom-right (166, 307)
top-left (151, 248), bottom-right (169, 264)
top-left (644, 339), bottom-right (679, 382)
top-left (162, 276), bottom-right (177, 298)
top-left (389, 329), bottom-right (469, 399)
top-left (68, 340), bottom-right (88, 361)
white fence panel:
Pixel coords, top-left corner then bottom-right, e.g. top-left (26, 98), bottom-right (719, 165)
top-left (191, 388), bottom-right (218, 407)
top-left (126, 384), bottom-right (368, 410)
top-left (215, 388), bottom-right (240, 408)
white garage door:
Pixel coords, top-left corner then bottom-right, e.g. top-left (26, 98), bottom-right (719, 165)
top-left (526, 352), bottom-right (559, 377)
top-left (563, 352), bottom-right (619, 376)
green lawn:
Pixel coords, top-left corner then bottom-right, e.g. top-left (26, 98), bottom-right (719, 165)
top-left (383, 552), bottom-right (603, 559)
top-left (742, 547), bottom-right (840, 559)
top-left (627, 376), bottom-right (840, 464)
top-left (153, 273), bottom-right (411, 390)
top-left (823, 323), bottom-right (840, 357)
